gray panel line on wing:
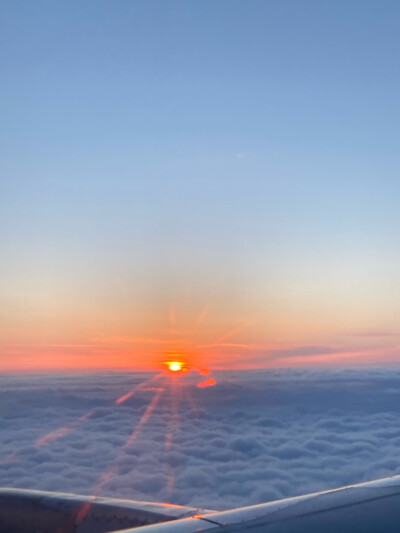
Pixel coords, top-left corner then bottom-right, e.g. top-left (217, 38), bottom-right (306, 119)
top-left (198, 517), bottom-right (224, 526)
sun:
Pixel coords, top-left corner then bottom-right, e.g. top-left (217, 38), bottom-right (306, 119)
top-left (167, 361), bottom-right (183, 372)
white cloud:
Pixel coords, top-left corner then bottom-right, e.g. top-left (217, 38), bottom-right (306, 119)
top-left (2, 368), bottom-right (400, 510)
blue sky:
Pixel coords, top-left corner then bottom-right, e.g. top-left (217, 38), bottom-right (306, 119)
top-left (1, 1), bottom-right (399, 370)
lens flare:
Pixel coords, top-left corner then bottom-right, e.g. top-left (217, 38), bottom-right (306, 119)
top-left (197, 378), bottom-right (216, 388)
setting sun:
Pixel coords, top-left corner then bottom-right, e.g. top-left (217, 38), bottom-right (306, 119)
top-left (168, 361), bottom-right (183, 372)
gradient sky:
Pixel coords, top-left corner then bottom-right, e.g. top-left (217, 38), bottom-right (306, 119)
top-left (1, 0), bottom-right (400, 371)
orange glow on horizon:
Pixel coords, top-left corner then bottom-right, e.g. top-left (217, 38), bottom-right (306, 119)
top-left (4, 293), bottom-right (397, 373)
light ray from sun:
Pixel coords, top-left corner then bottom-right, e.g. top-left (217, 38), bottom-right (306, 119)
top-left (74, 384), bottom-right (165, 526)
top-left (164, 377), bottom-right (181, 452)
top-left (115, 373), bottom-right (162, 405)
top-left (164, 381), bottom-right (181, 498)
top-left (36, 376), bottom-right (163, 449)
top-left (216, 319), bottom-right (258, 344)
top-left (0, 373), bottom-right (167, 471)
top-left (36, 411), bottom-right (96, 447)
top-left (126, 387), bottom-right (164, 447)
top-left (169, 305), bottom-right (176, 326)
top-left (195, 304), bottom-right (210, 327)
top-left (0, 453), bottom-right (18, 466)
top-left (183, 385), bottom-right (200, 418)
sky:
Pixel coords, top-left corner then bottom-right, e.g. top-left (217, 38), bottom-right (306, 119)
top-left (2, 369), bottom-right (400, 509)
top-left (1, 0), bottom-right (400, 371)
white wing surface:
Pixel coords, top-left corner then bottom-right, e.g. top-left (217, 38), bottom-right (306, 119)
top-left (2, 475), bottom-right (400, 532)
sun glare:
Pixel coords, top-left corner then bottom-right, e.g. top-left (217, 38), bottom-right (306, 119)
top-left (168, 361), bottom-right (183, 372)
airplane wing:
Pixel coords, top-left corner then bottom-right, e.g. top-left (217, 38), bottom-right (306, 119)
top-left (2, 474), bottom-right (400, 532)
top-left (0, 488), bottom-right (213, 533)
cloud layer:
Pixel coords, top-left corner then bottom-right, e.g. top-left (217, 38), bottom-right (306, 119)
top-left (2, 368), bottom-right (400, 510)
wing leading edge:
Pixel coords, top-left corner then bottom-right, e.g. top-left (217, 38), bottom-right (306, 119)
top-left (2, 475), bottom-right (400, 532)
top-left (0, 488), bottom-right (213, 533)
top-left (126, 475), bottom-right (400, 533)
